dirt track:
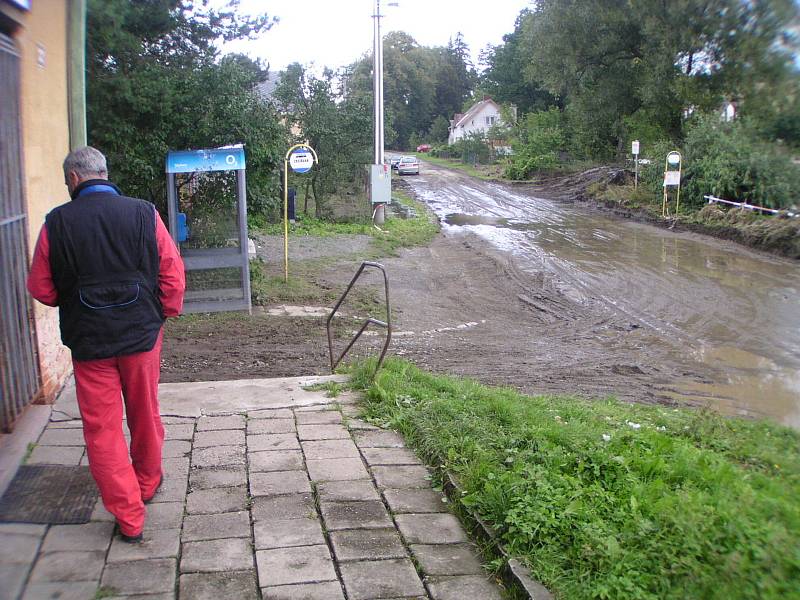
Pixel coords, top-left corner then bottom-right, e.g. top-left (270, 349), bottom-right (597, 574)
top-left (163, 161), bottom-right (800, 423)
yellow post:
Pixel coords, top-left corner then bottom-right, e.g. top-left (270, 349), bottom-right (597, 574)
top-left (283, 158), bottom-right (289, 282)
top-left (283, 144), bottom-right (319, 283)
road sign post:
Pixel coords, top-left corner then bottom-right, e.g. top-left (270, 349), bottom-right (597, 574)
top-left (662, 151), bottom-right (682, 217)
top-left (632, 140), bottom-right (640, 190)
top-left (284, 144), bottom-right (318, 282)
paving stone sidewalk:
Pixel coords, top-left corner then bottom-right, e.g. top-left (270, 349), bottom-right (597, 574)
top-left (0, 386), bottom-right (505, 600)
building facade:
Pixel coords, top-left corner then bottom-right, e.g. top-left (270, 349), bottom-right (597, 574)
top-left (0, 0), bottom-right (86, 431)
top-left (448, 98), bottom-right (503, 145)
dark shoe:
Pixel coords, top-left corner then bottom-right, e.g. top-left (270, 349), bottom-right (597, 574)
top-left (119, 531), bottom-right (144, 544)
top-left (143, 475), bottom-right (163, 505)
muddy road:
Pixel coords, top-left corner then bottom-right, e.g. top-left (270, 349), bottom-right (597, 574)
top-left (393, 159), bottom-right (800, 427)
top-left (163, 159), bottom-right (799, 429)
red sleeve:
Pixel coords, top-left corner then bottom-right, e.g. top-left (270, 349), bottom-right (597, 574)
top-left (155, 210), bottom-right (185, 317)
top-left (27, 226), bottom-right (59, 307)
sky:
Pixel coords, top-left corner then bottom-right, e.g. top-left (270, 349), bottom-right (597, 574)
top-left (222, 0), bottom-right (533, 73)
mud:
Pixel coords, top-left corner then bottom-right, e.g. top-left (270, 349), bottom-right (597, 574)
top-left (162, 160), bottom-right (800, 428)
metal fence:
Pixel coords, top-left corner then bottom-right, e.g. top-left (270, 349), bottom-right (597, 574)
top-left (1, 33), bottom-right (41, 433)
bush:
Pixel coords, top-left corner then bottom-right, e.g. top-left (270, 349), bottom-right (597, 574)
top-left (505, 108), bottom-right (565, 179)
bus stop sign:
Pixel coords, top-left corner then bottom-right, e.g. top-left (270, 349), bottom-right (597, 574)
top-left (289, 149), bottom-right (314, 173)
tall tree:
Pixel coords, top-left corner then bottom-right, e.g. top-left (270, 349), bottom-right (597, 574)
top-left (274, 64), bottom-right (372, 217)
top-left (86, 0), bottom-right (285, 214)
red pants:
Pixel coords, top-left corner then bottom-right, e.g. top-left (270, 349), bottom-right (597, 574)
top-left (73, 330), bottom-right (164, 536)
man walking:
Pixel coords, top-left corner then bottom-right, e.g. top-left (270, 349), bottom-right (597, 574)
top-left (27, 146), bottom-right (185, 543)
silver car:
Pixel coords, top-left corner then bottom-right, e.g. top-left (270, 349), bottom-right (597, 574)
top-left (397, 155), bottom-right (419, 175)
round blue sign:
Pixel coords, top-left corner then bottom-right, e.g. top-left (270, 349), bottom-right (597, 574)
top-left (289, 150), bottom-right (314, 173)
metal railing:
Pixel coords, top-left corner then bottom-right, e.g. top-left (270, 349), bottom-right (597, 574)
top-left (704, 194), bottom-right (797, 217)
top-left (326, 262), bottom-right (392, 377)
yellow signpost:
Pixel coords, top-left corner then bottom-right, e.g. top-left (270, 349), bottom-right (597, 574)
top-left (661, 151), bottom-right (682, 217)
top-left (283, 144), bottom-right (318, 282)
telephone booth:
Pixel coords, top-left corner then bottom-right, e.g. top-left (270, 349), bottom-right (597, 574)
top-left (166, 145), bottom-right (251, 313)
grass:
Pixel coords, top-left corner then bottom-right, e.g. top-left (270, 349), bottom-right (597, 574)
top-left (350, 358), bottom-right (800, 600)
top-left (422, 154), bottom-right (499, 180)
top-left (587, 182), bottom-right (800, 258)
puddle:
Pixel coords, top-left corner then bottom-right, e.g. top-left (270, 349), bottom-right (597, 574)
top-left (414, 174), bottom-right (800, 427)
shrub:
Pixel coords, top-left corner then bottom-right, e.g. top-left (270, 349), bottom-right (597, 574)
top-left (505, 108), bottom-right (565, 179)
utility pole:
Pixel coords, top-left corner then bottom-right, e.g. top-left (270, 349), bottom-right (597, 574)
top-left (371, 0), bottom-right (390, 224)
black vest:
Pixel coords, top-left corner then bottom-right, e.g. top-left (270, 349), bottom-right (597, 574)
top-left (46, 180), bottom-right (164, 361)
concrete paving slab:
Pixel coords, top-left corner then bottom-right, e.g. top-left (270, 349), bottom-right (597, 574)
top-left (248, 433), bottom-right (300, 452)
top-left (329, 528), bottom-right (407, 562)
top-left (191, 445), bottom-right (246, 467)
top-left (339, 558), bottom-right (426, 600)
top-left (306, 458), bottom-right (369, 482)
top-left (197, 414), bottom-right (246, 431)
top-left (247, 419), bottom-right (296, 435)
top-left (0, 523), bottom-right (46, 536)
top-left (145, 502), bottom-right (184, 530)
top-left (256, 545), bottom-right (337, 587)
top-left (247, 409), bottom-right (294, 420)
top-left (425, 575), bottom-right (504, 600)
top-left (410, 544), bottom-right (485, 576)
top-left (0, 563), bottom-right (28, 600)
top-left (395, 514), bottom-right (468, 545)
top-left (41, 522), bottom-right (114, 553)
top-left (248, 450), bottom-right (304, 473)
top-left (159, 375), bottom-right (346, 415)
top-left (301, 439), bottom-right (359, 460)
top-left (189, 465), bottom-right (246, 490)
top-left (0, 405), bottom-right (52, 496)
top-left (162, 457), bottom-right (190, 477)
top-left (107, 528), bottom-right (180, 562)
top-left (0, 533), bottom-right (41, 564)
top-left (296, 424), bottom-right (349, 441)
top-left (193, 429), bottom-right (246, 448)
top-left (36, 427), bottom-right (86, 446)
top-left (249, 470), bottom-right (311, 497)
top-left (186, 485), bottom-right (248, 514)
top-left (46, 419), bottom-right (83, 429)
top-left (28, 550), bottom-right (105, 583)
top-left (21, 582), bottom-right (98, 600)
top-left (182, 511), bottom-right (251, 542)
top-left (352, 430), bottom-right (405, 448)
top-left (103, 594), bottom-right (174, 600)
top-left (101, 558), bottom-right (176, 595)
top-left (360, 447), bottom-right (421, 466)
top-left (316, 480), bottom-right (381, 502)
top-left (383, 489), bottom-right (448, 514)
top-left (252, 493), bottom-right (316, 522)
top-left (90, 498), bottom-right (115, 522)
top-left (345, 418), bottom-right (379, 431)
top-left (181, 537), bottom-right (253, 573)
top-left (148, 477), bottom-right (188, 503)
top-left (261, 581), bottom-right (345, 600)
top-left (180, 571), bottom-right (259, 600)
top-left (320, 500), bottom-right (393, 531)
top-left (372, 465), bottom-right (431, 489)
top-left (162, 440), bottom-right (191, 458)
top-left (296, 411), bottom-right (343, 425)
top-left (26, 445), bottom-right (84, 465)
top-left (164, 424), bottom-right (194, 440)
top-left (253, 517), bottom-right (325, 550)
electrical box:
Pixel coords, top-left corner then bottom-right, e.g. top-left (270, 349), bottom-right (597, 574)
top-left (370, 164), bottom-right (391, 204)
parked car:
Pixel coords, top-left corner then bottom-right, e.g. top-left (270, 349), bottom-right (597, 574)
top-left (397, 155), bottom-right (419, 175)
top-left (416, 144), bottom-right (431, 153)
top-left (389, 157), bottom-right (401, 170)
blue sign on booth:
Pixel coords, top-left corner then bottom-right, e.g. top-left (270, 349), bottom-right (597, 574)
top-left (166, 146), bottom-right (246, 174)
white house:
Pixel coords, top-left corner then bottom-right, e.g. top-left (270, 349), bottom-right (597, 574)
top-left (448, 97), bottom-right (504, 145)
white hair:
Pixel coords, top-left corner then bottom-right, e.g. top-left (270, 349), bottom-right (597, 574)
top-left (63, 146), bottom-right (108, 179)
